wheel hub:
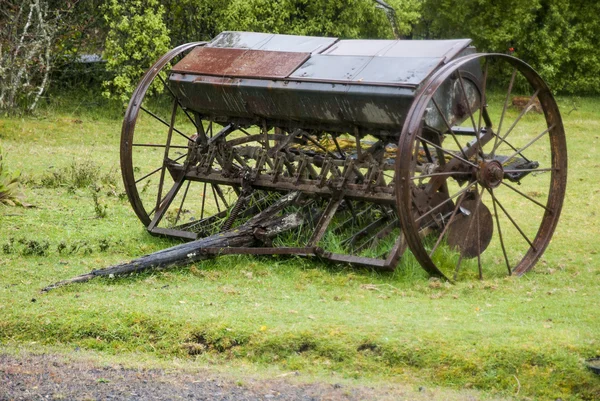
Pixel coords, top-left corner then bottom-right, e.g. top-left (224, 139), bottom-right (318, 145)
top-left (478, 160), bottom-right (504, 189)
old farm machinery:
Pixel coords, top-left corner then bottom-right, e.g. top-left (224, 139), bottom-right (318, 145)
top-left (120, 31), bottom-right (567, 280)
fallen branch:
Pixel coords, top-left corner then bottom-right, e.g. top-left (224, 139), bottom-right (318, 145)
top-left (42, 192), bottom-right (305, 292)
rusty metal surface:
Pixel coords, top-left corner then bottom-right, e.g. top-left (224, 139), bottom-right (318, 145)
top-left (395, 53), bottom-right (568, 279)
top-left (169, 72), bottom-right (414, 133)
top-left (446, 199), bottom-right (494, 258)
top-left (121, 33), bottom-right (567, 279)
top-left (171, 47), bottom-right (310, 79)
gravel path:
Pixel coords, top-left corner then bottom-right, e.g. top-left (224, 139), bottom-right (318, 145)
top-left (0, 353), bottom-right (498, 401)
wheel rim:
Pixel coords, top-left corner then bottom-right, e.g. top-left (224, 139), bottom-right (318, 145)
top-left (120, 42), bottom-right (246, 237)
top-left (396, 54), bottom-right (567, 280)
top-left (120, 42), bottom-right (404, 256)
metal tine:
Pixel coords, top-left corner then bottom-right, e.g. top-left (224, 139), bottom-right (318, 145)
top-left (271, 152), bottom-right (284, 183)
top-left (294, 155), bottom-right (308, 184)
top-left (173, 181), bottom-right (192, 227)
top-left (354, 217), bottom-right (399, 253)
top-left (308, 196), bottom-right (344, 247)
top-left (333, 202), bottom-right (372, 234)
top-left (341, 213), bottom-right (392, 247)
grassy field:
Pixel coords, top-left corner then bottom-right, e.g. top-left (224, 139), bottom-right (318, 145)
top-left (0, 93), bottom-right (599, 400)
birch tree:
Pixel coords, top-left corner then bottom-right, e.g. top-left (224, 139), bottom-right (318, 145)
top-left (0, 0), bottom-right (66, 113)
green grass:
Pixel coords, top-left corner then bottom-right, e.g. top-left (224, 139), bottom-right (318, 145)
top-left (0, 92), bottom-right (599, 400)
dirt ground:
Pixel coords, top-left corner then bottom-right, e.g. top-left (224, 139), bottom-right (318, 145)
top-left (0, 352), bottom-right (505, 401)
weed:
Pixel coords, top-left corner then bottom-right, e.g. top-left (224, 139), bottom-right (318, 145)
top-left (5, 237), bottom-right (107, 256)
top-left (0, 146), bottom-right (25, 206)
top-left (98, 239), bottom-right (110, 252)
top-left (21, 240), bottom-right (50, 256)
top-left (39, 160), bottom-right (100, 189)
top-left (2, 238), bottom-right (15, 254)
top-left (185, 327), bottom-right (249, 354)
top-left (90, 185), bottom-right (108, 219)
top-left (100, 168), bottom-right (118, 187)
top-left (68, 240), bottom-right (93, 255)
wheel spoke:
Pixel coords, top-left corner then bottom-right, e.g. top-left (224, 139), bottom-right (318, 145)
top-left (500, 181), bottom-right (551, 212)
top-left (155, 100), bottom-right (179, 212)
top-left (410, 171), bottom-right (471, 180)
top-left (140, 106), bottom-right (195, 143)
top-left (491, 88), bottom-right (541, 157)
top-left (489, 131), bottom-right (531, 163)
top-left (491, 192), bottom-right (536, 251)
top-left (157, 74), bottom-right (199, 131)
top-left (452, 185), bottom-right (485, 279)
top-left (452, 253), bottom-right (464, 281)
top-left (477, 60), bottom-right (489, 136)
top-left (494, 67), bottom-right (517, 149)
top-left (503, 167), bottom-right (554, 174)
top-left (415, 181), bottom-right (477, 223)
top-left (416, 135), bottom-right (478, 168)
top-left (174, 180), bottom-right (191, 226)
top-left (431, 98), bottom-right (469, 160)
top-left (132, 143), bottom-right (188, 149)
top-left (134, 153), bottom-right (187, 185)
top-left (457, 71), bottom-right (482, 155)
top-left (474, 186), bottom-right (484, 279)
top-left (211, 184), bottom-right (222, 213)
top-left (504, 124), bottom-right (554, 163)
top-left (488, 188), bottom-right (512, 275)
top-left (212, 184), bottom-right (230, 209)
top-left (200, 182), bottom-right (207, 220)
top-left (428, 190), bottom-right (468, 257)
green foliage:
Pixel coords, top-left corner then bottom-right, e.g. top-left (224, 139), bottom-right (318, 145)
top-left (100, 0), bottom-right (423, 102)
top-left (102, 0), bottom-right (171, 103)
top-left (161, 0), bottom-right (230, 44)
top-left (98, 0), bottom-right (600, 99)
top-left (160, 0), bottom-right (421, 43)
top-left (418, 0), bottom-right (600, 94)
top-left (220, 0), bottom-right (395, 39)
top-left (39, 160), bottom-right (101, 190)
top-left (91, 185), bottom-right (109, 219)
top-left (0, 147), bottom-right (24, 206)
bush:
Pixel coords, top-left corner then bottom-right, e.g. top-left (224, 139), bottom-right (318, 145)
top-left (101, 0), bottom-right (171, 104)
top-left (0, 147), bottom-right (24, 206)
top-left (417, 0), bottom-right (600, 94)
top-left (101, 0), bottom-right (422, 102)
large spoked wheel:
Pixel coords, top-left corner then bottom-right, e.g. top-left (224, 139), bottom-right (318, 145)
top-left (121, 42), bottom-right (248, 239)
top-left (396, 54), bottom-right (567, 280)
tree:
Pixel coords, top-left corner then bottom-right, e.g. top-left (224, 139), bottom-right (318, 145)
top-left (101, 0), bottom-right (171, 103)
top-left (100, 0), bottom-right (422, 102)
top-left (417, 0), bottom-right (600, 94)
top-left (161, 0), bottom-right (231, 45)
top-left (218, 0), bottom-right (419, 39)
top-left (0, 0), bottom-right (67, 113)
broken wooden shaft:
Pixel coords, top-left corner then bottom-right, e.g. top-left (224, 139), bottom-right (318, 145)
top-left (42, 192), bottom-right (304, 292)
